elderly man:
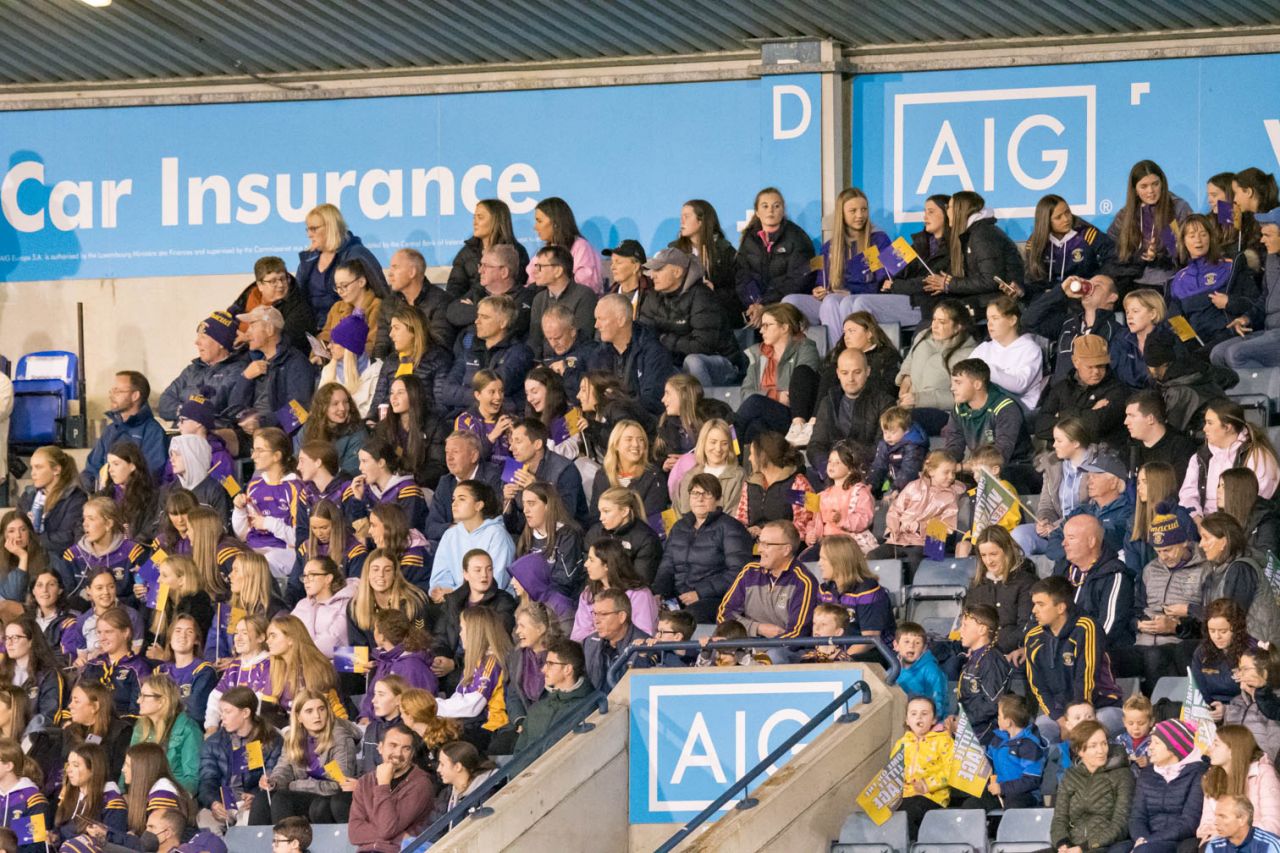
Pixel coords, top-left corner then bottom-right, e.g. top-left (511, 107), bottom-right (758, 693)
top-left (636, 247), bottom-right (744, 387)
top-left (1207, 795), bottom-right (1280, 853)
top-left (1045, 451), bottom-right (1134, 566)
top-left (516, 638), bottom-right (593, 755)
top-left (586, 293), bottom-right (674, 415)
top-left (717, 519), bottom-right (816, 646)
top-left (231, 305), bottom-right (315, 435)
top-left (83, 370), bottom-right (169, 488)
top-left (439, 295), bottom-right (534, 413)
top-left (540, 303), bottom-right (597, 398)
top-left (375, 247), bottom-right (452, 356)
top-left (528, 244), bottom-right (597, 358)
top-left (347, 724), bottom-right (436, 853)
top-left (424, 431), bottom-right (504, 550)
top-left (808, 347), bottom-right (895, 467)
top-left (158, 310), bottom-right (248, 425)
top-left (1052, 513), bottom-right (1135, 648)
top-left (446, 244), bottom-right (536, 341)
top-left (583, 588), bottom-right (651, 691)
top-left (1033, 334), bottom-right (1132, 449)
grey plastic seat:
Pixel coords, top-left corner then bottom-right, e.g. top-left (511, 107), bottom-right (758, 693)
top-left (1151, 675), bottom-right (1189, 706)
top-left (912, 558), bottom-right (976, 586)
top-left (868, 558), bottom-right (905, 608)
top-left (833, 811), bottom-right (909, 853)
top-left (912, 808), bottom-right (988, 853)
top-left (705, 385), bottom-right (745, 410)
top-left (992, 808), bottom-right (1054, 853)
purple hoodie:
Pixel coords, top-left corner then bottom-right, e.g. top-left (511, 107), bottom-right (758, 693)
top-left (359, 645), bottom-right (438, 719)
top-left (507, 552), bottom-right (575, 625)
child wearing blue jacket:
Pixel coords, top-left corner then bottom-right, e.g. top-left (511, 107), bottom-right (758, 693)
top-left (956, 694), bottom-right (1047, 811)
top-left (895, 622), bottom-right (949, 717)
top-left (866, 408), bottom-right (929, 498)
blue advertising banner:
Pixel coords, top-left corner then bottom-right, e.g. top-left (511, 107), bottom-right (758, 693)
top-left (852, 53), bottom-right (1280, 240)
top-left (0, 76), bottom-right (821, 282)
top-left (628, 667), bottom-right (861, 823)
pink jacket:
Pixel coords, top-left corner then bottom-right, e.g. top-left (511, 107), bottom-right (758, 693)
top-left (525, 236), bottom-right (604, 293)
top-left (807, 482), bottom-right (877, 552)
top-left (885, 478), bottom-right (964, 546)
top-left (290, 578), bottom-right (359, 657)
top-left (570, 587), bottom-right (658, 642)
top-left (1199, 756), bottom-right (1280, 838)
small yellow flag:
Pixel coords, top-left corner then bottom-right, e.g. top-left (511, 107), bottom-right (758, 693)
top-left (151, 548), bottom-right (169, 565)
top-left (229, 606), bottom-right (247, 630)
top-left (29, 813), bottom-right (46, 844)
top-left (154, 582), bottom-right (171, 613)
top-left (1167, 314), bottom-right (1198, 343)
top-left (808, 255), bottom-right (825, 272)
top-left (565, 408), bottom-right (585, 435)
top-left (661, 508), bottom-right (679, 533)
top-left (864, 245), bottom-right (884, 272)
top-left (221, 475), bottom-right (242, 498)
top-left (323, 760), bottom-right (347, 783)
top-left (353, 646), bottom-right (370, 674)
top-left (245, 739), bottom-right (265, 770)
top-left (891, 235), bottom-right (920, 264)
top-left (804, 492), bottom-right (822, 513)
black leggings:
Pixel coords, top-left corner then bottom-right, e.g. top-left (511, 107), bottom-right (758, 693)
top-left (735, 366), bottom-right (820, 445)
top-left (248, 788), bottom-right (352, 825)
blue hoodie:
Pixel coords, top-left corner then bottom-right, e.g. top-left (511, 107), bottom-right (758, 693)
top-left (897, 648), bottom-right (949, 716)
top-left (430, 515), bottom-right (516, 592)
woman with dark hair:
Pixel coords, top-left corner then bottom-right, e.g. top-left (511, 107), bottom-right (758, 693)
top-left (1170, 212), bottom-right (1258, 347)
top-left (655, 473), bottom-right (753, 624)
top-left (296, 383), bottom-right (368, 477)
top-left (863, 193), bottom-right (951, 326)
top-left (53, 742), bottom-right (128, 845)
top-left (1180, 399), bottom-right (1280, 515)
top-left (99, 441), bottom-right (160, 544)
top-left (922, 190), bottom-right (1023, 314)
top-left (232, 428), bottom-right (303, 581)
top-left (18, 446), bottom-right (88, 587)
top-left (1050, 720), bottom-right (1135, 853)
top-left (447, 198), bottom-right (531, 296)
top-left (1023, 193), bottom-right (1117, 300)
top-left (966, 526), bottom-right (1037, 661)
top-left (896, 298), bottom-right (976, 435)
top-left (970, 295), bottom-right (1048, 410)
top-left (578, 371), bottom-right (652, 462)
top-left (1194, 513), bottom-right (1280, 644)
top-left (671, 198), bottom-right (739, 314)
top-left (734, 187), bottom-right (817, 328)
top-left (524, 366), bottom-right (582, 461)
top-left (431, 550), bottom-right (517, 691)
top-left (361, 609), bottom-right (437, 724)
top-left (1207, 171), bottom-right (1239, 247)
top-left (570, 537), bottom-right (656, 642)
top-left (368, 303), bottom-right (452, 418)
top-left (153, 612), bottom-right (217, 728)
top-left (365, 503), bottom-right (430, 588)
top-left (296, 440), bottom-right (351, 537)
top-left (430, 480), bottom-right (514, 601)
top-left (1217, 467), bottom-right (1280, 560)
top-left (513, 482), bottom-right (585, 601)
top-left (1192, 599), bottom-right (1254, 711)
top-left (816, 311), bottom-right (902, 403)
top-left (0, 512), bottom-right (41, 611)
top-left (433, 740), bottom-right (497, 822)
top-left (527, 196), bottom-right (603, 293)
top-left (347, 434), bottom-right (429, 532)
top-left (741, 432), bottom-right (817, 534)
top-left (197, 686), bottom-right (282, 830)
top-left (1106, 159), bottom-right (1193, 292)
top-left (372, 374), bottom-right (446, 487)
top-left (27, 567), bottom-right (73, 657)
top-left (59, 682), bottom-right (134, 789)
top-left (316, 258), bottom-right (382, 354)
top-left (0, 613), bottom-right (66, 724)
top-left (1234, 167), bottom-right (1280, 262)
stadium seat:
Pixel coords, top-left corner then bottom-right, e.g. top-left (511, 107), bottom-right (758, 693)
top-left (9, 350), bottom-right (78, 449)
top-left (1117, 677), bottom-right (1141, 698)
top-left (833, 811), bottom-right (909, 853)
top-left (1029, 555), bottom-right (1054, 579)
top-left (868, 558), bottom-right (905, 608)
top-left (879, 322), bottom-right (902, 351)
top-left (912, 558), bottom-right (977, 586)
top-left (906, 588), bottom-right (965, 639)
top-left (705, 385), bottom-right (745, 410)
top-left (991, 808), bottom-right (1054, 853)
top-left (912, 808), bottom-right (988, 853)
top-left (1228, 367), bottom-right (1280, 425)
top-left (806, 325), bottom-right (830, 357)
top-left (1150, 675), bottom-right (1188, 707)
top-left (224, 827), bottom-right (271, 853)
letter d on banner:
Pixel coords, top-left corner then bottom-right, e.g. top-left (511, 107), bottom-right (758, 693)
top-left (773, 85), bottom-right (812, 140)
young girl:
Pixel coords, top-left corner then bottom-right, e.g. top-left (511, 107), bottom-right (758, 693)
top-left (298, 382), bottom-right (370, 477)
top-left (64, 496), bottom-right (153, 604)
top-left (204, 614), bottom-right (272, 733)
top-left (524, 366), bottom-right (583, 461)
top-left (154, 614), bottom-right (216, 728)
top-left (290, 557), bottom-right (357, 658)
top-left (431, 550), bottom-right (518, 682)
top-left (80, 605), bottom-right (152, 716)
top-left (656, 375), bottom-right (705, 473)
top-left (207, 551), bottom-right (280, 664)
top-left (808, 442), bottom-right (876, 552)
top-left (1197, 725), bottom-right (1280, 842)
top-left (150, 490), bottom-right (198, 559)
top-left (800, 187), bottom-right (894, 347)
top-left (435, 741), bottom-right (499, 822)
top-left (361, 610), bottom-right (437, 723)
top-left (121, 742), bottom-right (192, 842)
top-left (514, 482), bottom-right (585, 601)
top-left (263, 614), bottom-right (346, 720)
top-left (100, 441), bottom-right (160, 544)
top-left (366, 503), bottom-right (430, 588)
top-left (232, 428), bottom-right (303, 580)
top-left (61, 569), bottom-right (142, 664)
top-left (62, 682), bottom-right (134, 785)
top-left (892, 695), bottom-right (954, 840)
top-left (53, 743), bottom-right (127, 846)
top-left (674, 418), bottom-right (745, 518)
top-left (1107, 159), bottom-right (1192, 291)
top-left (430, 480), bottom-right (514, 601)
top-left (435, 606), bottom-right (513, 750)
top-left (735, 187), bottom-right (816, 323)
top-left (129, 673), bottom-right (202, 793)
top-left (570, 538), bottom-right (658, 642)
top-left (1170, 213), bottom-right (1256, 346)
top-left (454, 370), bottom-right (515, 462)
top-left (816, 533), bottom-right (894, 643)
top-left (1192, 599), bottom-right (1253, 715)
top-left (252, 688), bottom-right (359, 825)
top-left (346, 434), bottom-right (428, 533)
top-left (296, 441), bottom-right (352, 536)
top-left (19, 445), bottom-right (89, 576)
top-left (873, 451), bottom-right (965, 572)
top-left (1022, 193), bottom-right (1116, 303)
top-left (357, 674), bottom-right (411, 774)
top-left (318, 312), bottom-right (381, 425)
top-left (199, 687), bottom-right (282, 831)
top-left (592, 420), bottom-right (669, 523)
top-left (345, 549), bottom-right (428, 649)
top-left (146, 554), bottom-right (215, 647)
top-left (286, 499), bottom-right (361, 606)
top-left (371, 374), bottom-right (441, 487)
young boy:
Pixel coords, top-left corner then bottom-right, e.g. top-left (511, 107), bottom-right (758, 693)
top-left (1117, 694), bottom-right (1153, 771)
top-left (895, 622), bottom-right (950, 717)
top-left (955, 445), bottom-right (1021, 558)
top-left (273, 817), bottom-right (313, 853)
top-left (954, 604), bottom-right (1011, 745)
top-left (801, 604), bottom-right (852, 663)
top-left (978, 694), bottom-right (1047, 811)
top-left (696, 621), bottom-right (770, 667)
top-left (648, 609), bottom-right (696, 667)
top-left (893, 695), bottom-right (954, 841)
top-left (867, 406), bottom-right (929, 499)
top-left (1043, 701), bottom-right (1097, 798)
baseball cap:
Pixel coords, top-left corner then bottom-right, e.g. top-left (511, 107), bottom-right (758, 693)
top-left (603, 239), bottom-right (646, 264)
top-left (1070, 334), bottom-right (1110, 368)
top-left (1080, 452), bottom-right (1127, 480)
top-left (643, 247), bottom-right (691, 272)
top-left (236, 305), bottom-right (285, 330)
top-left (1255, 208), bottom-right (1280, 228)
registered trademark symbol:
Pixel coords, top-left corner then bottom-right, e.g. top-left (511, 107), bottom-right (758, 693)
top-left (1100, 199), bottom-right (1113, 214)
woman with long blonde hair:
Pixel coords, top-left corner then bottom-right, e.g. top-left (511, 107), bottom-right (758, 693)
top-left (207, 550), bottom-right (280, 663)
top-left (18, 444), bottom-right (88, 571)
top-left (435, 606), bottom-right (514, 749)
top-left (252, 687), bottom-right (359, 825)
top-left (129, 673), bottom-right (202, 793)
top-left (591, 420), bottom-right (668, 522)
top-left (346, 548), bottom-right (427, 648)
top-left (264, 614), bottom-right (346, 719)
top-left (674, 418), bottom-right (745, 516)
top-left (185, 506), bottom-right (236, 599)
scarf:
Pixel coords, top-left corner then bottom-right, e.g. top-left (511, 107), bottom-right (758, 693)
top-left (1153, 748), bottom-right (1200, 782)
top-left (759, 342), bottom-right (782, 401)
top-left (395, 352), bottom-right (414, 378)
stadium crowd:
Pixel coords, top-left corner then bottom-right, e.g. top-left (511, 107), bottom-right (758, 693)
top-left (2, 159), bottom-right (1280, 852)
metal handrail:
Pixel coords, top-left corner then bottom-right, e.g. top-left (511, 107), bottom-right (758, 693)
top-left (655, 678), bottom-right (873, 853)
top-left (604, 634), bottom-right (900, 690)
top-left (401, 689), bottom-right (608, 853)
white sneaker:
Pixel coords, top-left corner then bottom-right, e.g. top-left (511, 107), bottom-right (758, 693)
top-left (785, 419), bottom-right (814, 447)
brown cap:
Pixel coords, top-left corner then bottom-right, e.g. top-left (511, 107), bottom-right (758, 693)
top-left (1071, 334), bottom-right (1110, 367)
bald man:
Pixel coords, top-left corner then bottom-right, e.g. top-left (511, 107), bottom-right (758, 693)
top-left (808, 347), bottom-right (895, 468)
top-left (586, 293), bottom-right (674, 415)
top-left (1054, 513), bottom-right (1135, 647)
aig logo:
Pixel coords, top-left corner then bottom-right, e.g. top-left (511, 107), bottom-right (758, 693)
top-left (892, 85), bottom-right (1096, 223)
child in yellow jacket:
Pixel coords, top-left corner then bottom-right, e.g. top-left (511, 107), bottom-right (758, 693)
top-left (893, 695), bottom-right (955, 840)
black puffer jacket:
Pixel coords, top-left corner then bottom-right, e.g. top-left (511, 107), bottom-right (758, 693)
top-left (734, 219), bottom-right (816, 306)
top-left (445, 236), bottom-right (531, 298)
top-left (637, 280), bottom-right (743, 365)
top-left (227, 275), bottom-right (316, 354)
top-left (374, 283), bottom-right (455, 358)
top-left (964, 562), bottom-right (1037, 655)
top-left (945, 214), bottom-right (1025, 312)
top-left (586, 517), bottom-right (663, 586)
top-left (431, 583), bottom-right (518, 663)
top-left (670, 236), bottom-right (741, 316)
top-left (653, 510), bottom-right (753, 600)
top-left (808, 383), bottom-right (897, 470)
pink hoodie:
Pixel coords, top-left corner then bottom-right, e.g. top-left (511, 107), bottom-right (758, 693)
top-left (885, 477), bottom-right (965, 546)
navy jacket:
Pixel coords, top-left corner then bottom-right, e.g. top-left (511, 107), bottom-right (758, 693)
top-left (1025, 609), bottom-right (1121, 718)
top-left (584, 323), bottom-right (674, 416)
top-left (18, 484), bottom-right (88, 580)
top-left (867, 424), bottom-right (929, 497)
top-left (1023, 218), bottom-right (1117, 297)
top-left (374, 283), bottom-right (455, 359)
top-left (439, 331), bottom-right (535, 414)
top-left (83, 404), bottom-right (169, 489)
top-left (425, 462), bottom-right (504, 549)
top-left (232, 344), bottom-right (316, 429)
top-left (1191, 642), bottom-right (1247, 705)
top-left (653, 510), bottom-right (753, 602)
top-left (158, 351), bottom-right (251, 424)
top-left (958, 644), bottom-right (1011, 745)
top-left (585, 516), bottom-right (662, 587)
top-left (296, 232), bottom-right (388, 322)
top-left (1129, 759), bottom-right (1207, 846)
top-left (1053, 548), bottom-right (1136, 647)
top-left (196, 729), bottom-right (282, 808)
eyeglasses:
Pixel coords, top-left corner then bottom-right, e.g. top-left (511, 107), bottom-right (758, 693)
top-left (654, 629), bottom-right (681, 637)
top-left (592, 610), bottom-right (622, 619)
top-left (3, 635), bottom-right (27, 643)
top-left (688, 490), bottom-right (713, 499)
top-left (259, 275), bottom-right (289, 286)
top-left (758, 541), bottom-right (790, 549)
top-left (533, 263), bottom-right (562, 271)
top-left (334, 277), bottom-right (361, 292)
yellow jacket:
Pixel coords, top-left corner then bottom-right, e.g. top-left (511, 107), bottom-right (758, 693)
top-left (893, 729), bottom-right (955, 806)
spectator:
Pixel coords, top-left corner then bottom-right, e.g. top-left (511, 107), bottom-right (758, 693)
top-left (528, 244), bottom-right (597, 358)
top-left (511, 482), bottom-right (585, 603)
top-left (196, 687), bottom-right (280, 832)
top-left (296, 203), bottom-right (388, 323)
top-left (673, 419), bottom-right (745, 517)
top-left (654, 474), bottom-right (753, 624)
top-left (1180, 400), bottom-right (1280, 516)
top-left (1023, 207), bottom-right (1119, 338)
top-left (158, 312), bottom-right (249, 425)
top-left (208, 552), bottom-right (280, 664)
top-left (431, 549), bottom-right (517, 688)
top-left (295, 442), bottom-right (351, 542)
top-left (962, 694), bottom-right (1047, 811)
top-left (1035, 335), bottom-right (1131, 450)
top-left (1192, 599), bottom-right (1252, 712)
top-left (435, 606), bottom-right (513, 747)
top-left (166, 435), bottom-right (233, 527)
top-left (452, 370), bottom-right (515, 464)
top-left (446, 198), bottom-right (530, 298)
top-left (670, 199), bottom-right (739, 317)
top-left (896, 299), bottom-right (978, 435)
top-left (867, 194), bottom-right (951, 326)
top-left (934, 191), bottom-right (1025, 314)
top-left (524, 367), bottom-right (584, 462)
top-left (508, 547), bottom-right (577, 634)
top-left (272, 817), bottom-right (311, 853)
top-left (1199, 727), bottom-right (1280, 843)
top-left (204, 614), bottom-right (272, 732)
top-left (99, 441), bottom-right (160, 544)
top-left (1195, 514), bottom-right (1278, 635)
top-left (537, 303), bottom-right (596, 400)
top-left (968, 526), bottom-right (1036, 662)
top-left (1171, 214), bottom-right (1258, 348)
top-left (514, 638), bottom-right (592, 756)
top-left (430, 480), bottom-right (514, 600)
top-left (290, 557), bottom-right (357, 658)
top-left (347, 435), bottom-right (428, 532)
top-left (61, 568), bottom-right (142, 664)
top-left (736, 302), bottom-right (821, 446)
top-left (1110, 288), bottom-right (1181, 389)
top-left (953, 604), bottom-right (1011, 745)
top-left (424, 431), bottom-right (503, 552)
top-left (1126, 462), bottom-right (1188, 574)
top-left (129, 674), bottom-right (201, 794)
top-left (584, 488), bottom-right (661, 587)
top-left (288, 498), bottom-right (362, 609)
top-left (1107, 160), bottom-right (1192, 292)
top-left (1145, 335), bottom-right (1228, 435)
top-left (432, 742), bottom-right (497, 825)
top-left (525, 197), bottom-right (603, 293)
top-left (347, 723), bottom-right (435, 853)
top-left (808, 348), bottom-right (895, 469)
top-left (399, 689), bottom-right (462, 784)
top-left (1055, 513), bottom-right (1135, 648)
top-left (1016, 418), bottom-right (1094, 557)
top-left (368, 305), bottom-right (452, 420)
top-left (61, 493), bottom-right (149, 605)
top-left (815, 533), bottom-right (893, 643)
top-left (734, 187), bottom-right (816, 325)
top-left (741, 432), bottom-right (818, 535)
top-left (500, 602), bottom-right (562, 739)
top-left (316, 259), bottom-right (382, 355)
top-left (866, 406), bottom-right (928, 499)
top-left (232, 307), bottom-right (315, 436)
top-left (154, 614), bottom-right (216, 729)
top-left (64, 682), bottom-right (133, 782)
top-left (52, 742), bottom-right (128, 843)
top-left (84, 371), bottom-right (168, 490)
top-left (227, 257), bottom-right (316, 356)
top-left (440, 295), bottom-right (534, 414)
top-left (942, 358), bottom-right (1034, 483)
top-left (251, 687), bottom-right (360, 825)
top-left (317, 316), bottom-right (381, 420)
top-left (587, 293), bottom-right (675, 417)
top-left (445, 244), bottom-right (536, 343)
top-left (638, 248), bottom-right (744, 387)
top-left (972, 295), bottom-right (1048, 410)
top-left (1124, 391), bottom-right (1198, 479)
top-left (582, 588), bottom-right (651, 691)
top-left (806, 442), bottom-right (877, 551)
top-left (590, 420), bottom-right (668, 524)
top-left (375, 375), bottom-right (448, 488)
top-left (892, 695), bottom-right (954, 841)
top-left (718, 519), bottom-right (815, 645)
top-left (263, 614), bottom-right (347, 719)
top-left (603, 238), bottom-right (652, 312)
top-left (80, 606), bottom-right (152, 716)
top-left (891, 621), bottom-right (948, 714)
top-left (1118, 694), bottom-right (1154, 770)
top-left (120, 743), bottom-right (192, 845)
top-left (1226, 648), bottom-right (1280, 761)
top-left (232, 429), bottom-right (303, 580)
top-left (20, 448), bottom-right (90, 589)
top-left (1211, 209), bottom-right (1280, 370)
top-left (378, 247), bottom-right (453, 356)
top-left (363, 504), bottom-right (429, 590)
top-left (0, 615), bottom-right (64, 725)
top-left (1207, 795), bottom-right (1280, 853)
top-left (1218, 468), bottom-right (1280, 563)
top-left (1051, 719), bottom-right (1135, 853)
top-left (1127, 719), bottom-right (1207, 853)
top-left (1024, 576), bottom-right (1122, 726)
top-left (345, 550), bottom-right (428, 651)
top-left (571, 537), bottom-right (657, 642)
top-left (871, 450), bottom-right (964, 572)
top-left (817, 311), bottom-right (903, 404)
